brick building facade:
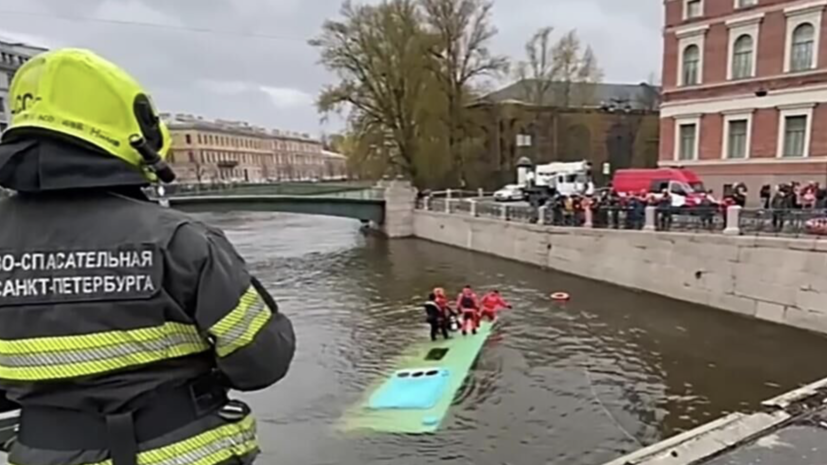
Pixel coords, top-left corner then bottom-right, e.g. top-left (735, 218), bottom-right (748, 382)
top-left (661, 0), bottom-right (827, 198)
top-left (473, 81), bottom-right (661, 188)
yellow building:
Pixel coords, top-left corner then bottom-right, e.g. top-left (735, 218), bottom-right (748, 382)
top-left (161, 113), bottom-right (347, 183)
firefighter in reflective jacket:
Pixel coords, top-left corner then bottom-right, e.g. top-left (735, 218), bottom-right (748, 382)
top-left (0, 49), bottom-right (296, 465)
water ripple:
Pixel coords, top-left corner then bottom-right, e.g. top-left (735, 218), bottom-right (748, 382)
top-left (197, 211), bottom-right (827, 465)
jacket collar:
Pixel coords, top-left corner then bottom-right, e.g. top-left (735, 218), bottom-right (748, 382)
top-left (0, 133), bottom-right (150, 193)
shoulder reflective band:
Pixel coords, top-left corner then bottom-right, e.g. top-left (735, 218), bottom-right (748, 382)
top-left (209, 285), bottom-right (273, 358)
top-left (9, 415), bottom-right (258, 465)
top-left (0, 322), bottom-right (211, 381)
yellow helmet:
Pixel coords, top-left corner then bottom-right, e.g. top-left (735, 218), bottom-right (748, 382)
top-left (4, 48), bottom-right (171, 181)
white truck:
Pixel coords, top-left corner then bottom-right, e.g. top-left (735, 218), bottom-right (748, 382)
top-left (520, 160), bottom-right (595, 205)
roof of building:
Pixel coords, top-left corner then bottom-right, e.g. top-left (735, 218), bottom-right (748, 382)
top-left (482, 79), bottom-right (661, 111)
top-left (0, 37), bottom-right (48, 53)
top-left (0, 38), bottom-right (48, 75)
top-left (161, 113), bottom-right (319, 143)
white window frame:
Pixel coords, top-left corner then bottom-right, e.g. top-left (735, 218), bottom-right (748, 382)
top-left (776, 104), bottom-right (815, 158)
top-left (676, 26), bottom-right (708, 87)
top-left (734, 0), bottom-right (758, 9)
top-left (726, 14), bottom-right (763, 80)
top-left (674, 115), bottom-right (702, 161)
top-left (783, 2), bottom-right (825, 73)
top-left (684, 0), bottom-right (704, 20)
top-left (721, 110), bottom-right (754, 160)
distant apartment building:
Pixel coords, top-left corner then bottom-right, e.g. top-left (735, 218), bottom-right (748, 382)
top-left (161, 114), bottom-right (347, 183)
top-left (0, 39), bottom-right (48, 131)
top-left (661, 0), bottom-right (827, 195)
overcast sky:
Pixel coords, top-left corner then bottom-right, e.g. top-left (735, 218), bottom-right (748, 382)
top-left (0, 0), bottom-right (662, 137)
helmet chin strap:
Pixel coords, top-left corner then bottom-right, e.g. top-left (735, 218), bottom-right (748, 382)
top-left (129, 134), bottom-right (176, 184)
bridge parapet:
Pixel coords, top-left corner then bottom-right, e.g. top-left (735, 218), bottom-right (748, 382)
top-left (162, 181), bottom-right (375, 198)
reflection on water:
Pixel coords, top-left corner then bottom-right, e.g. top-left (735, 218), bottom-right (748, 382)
top-left (196, 211), bottom-right (827, 465)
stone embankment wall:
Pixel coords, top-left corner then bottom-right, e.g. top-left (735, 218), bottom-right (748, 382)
top-left (412, 210), bottom-right (827, 335)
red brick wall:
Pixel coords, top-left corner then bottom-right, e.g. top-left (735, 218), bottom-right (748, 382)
top-left (705, 23), bottom-right (729, 84)
top-left (663, 0), bottom-right (827, 103)
top-left (667, 0), bottom-right (799, 29)
top-left (663, 33), bottom-right (679, 89)
top-left (751, 109), bottom-right (779, 158)
top-left (758, 10), bottom-right (786, 77)
top-left (811, 104), bottom-right (827, 156)
top-left (700, 114), bottom-right (723, 159)
top-left (663, 71), bottom-right (827, 102)
top-left (819, 16), bottom-right (827, 70)
top-left (705, 0), bottom-right (735, 20)
top-left (659, 118), bottom-right (676, 162)
top-left (665, 0), bottom-right (683, 29)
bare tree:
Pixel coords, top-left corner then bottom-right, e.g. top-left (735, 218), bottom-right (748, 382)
top-left (421, 0), bottom-right (509, 185)
top-left (551, 30), bottom-right (603, 107)
top-left (516, 26), bottom-right (555, 106)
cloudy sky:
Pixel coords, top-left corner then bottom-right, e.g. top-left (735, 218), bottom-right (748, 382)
top-left (0, 0), bottom-right (662, 137)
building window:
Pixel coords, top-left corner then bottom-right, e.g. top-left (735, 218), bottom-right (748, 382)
top-left (782, 115), bottom-right (808, 157)
top-left (736, 0), bottom-right (757, 8)
top-left (686, 0), bottom-right (703, 19)
top-left (679, 123), bottom-right (698, 161)
top-left (682, 45), bottom-right (700, 85)
top-left (732, 35), bottom-right (754, 79)
top-left (185, 134), bottom-right (192, 144)
top-left (790, 23), bottom-right (815, 71)
top-left (727, 120), bottom-right (748, 159)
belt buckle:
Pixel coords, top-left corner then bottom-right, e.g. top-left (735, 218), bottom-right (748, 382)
top-left (218, 400), bottom-right (250, 423)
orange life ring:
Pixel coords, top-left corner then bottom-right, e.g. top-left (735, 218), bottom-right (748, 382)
top-left (550, 292), bottom-right (570, 301)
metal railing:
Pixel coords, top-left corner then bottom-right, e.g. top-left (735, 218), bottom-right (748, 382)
top-left (591, 206), bottom-right (645, 230)
top-left (448, 199), bottom-right (472, 215)
top-left (306, 188), bottom-right (386, 200)
top-left (427, 189), bottom-right (495, 199)
top-left (739, 208), bottom-right (827, 237)
top-left (416, 197), bottom-right (827, 240)
top-left (664, 208), bottom-right (728, 233)
top-left (477, 201), bottom-right (504, 220)
top-left (162, 181), bottom-right (374, 197)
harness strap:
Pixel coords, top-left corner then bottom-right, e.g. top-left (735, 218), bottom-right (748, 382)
top-left (18, 375), bottom-right (228, 455)
top-left (107, 412), bottom-right (137, 465)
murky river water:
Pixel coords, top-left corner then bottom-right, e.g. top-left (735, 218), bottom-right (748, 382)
top-left (196, 211), bottom-right (827, 465)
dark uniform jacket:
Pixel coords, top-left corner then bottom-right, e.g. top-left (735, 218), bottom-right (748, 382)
top-left (0, 134), bottom-right (296, 465)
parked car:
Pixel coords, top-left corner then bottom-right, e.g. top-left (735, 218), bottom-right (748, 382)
top-left (494, 184), bottom-right (525, 202)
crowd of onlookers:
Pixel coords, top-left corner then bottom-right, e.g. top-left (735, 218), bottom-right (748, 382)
top-left (761, 182), bottom-right (827, 210)
top-left (531, 180), bottom-right (827, 233)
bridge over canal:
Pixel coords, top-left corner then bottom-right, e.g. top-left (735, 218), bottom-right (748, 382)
top-left (162, 180), bottom-right (416, 237)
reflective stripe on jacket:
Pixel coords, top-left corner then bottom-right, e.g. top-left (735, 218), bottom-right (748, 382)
top-left (0, 190), bottom-right (295, 465)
